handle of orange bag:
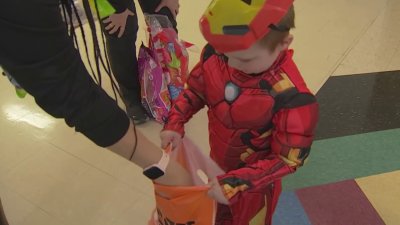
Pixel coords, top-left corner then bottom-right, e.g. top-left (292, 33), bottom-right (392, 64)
top-left (142, 144), bottom-right (172, 180)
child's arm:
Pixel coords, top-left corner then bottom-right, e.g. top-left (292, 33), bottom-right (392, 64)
top-left (216, 90), bottom-right (319, 204)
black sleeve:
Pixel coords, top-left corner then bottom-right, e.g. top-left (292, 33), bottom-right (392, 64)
top-left (0, 0), bottom-right (129, 147)
top-left (107, 0), bottom-right (132, 13)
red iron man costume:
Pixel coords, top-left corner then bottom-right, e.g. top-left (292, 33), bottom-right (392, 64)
top-left (164, 45), bottom-right (318, 225)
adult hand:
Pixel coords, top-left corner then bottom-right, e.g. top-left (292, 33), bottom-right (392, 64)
top-left (103, 9), bottom-right (135, 38)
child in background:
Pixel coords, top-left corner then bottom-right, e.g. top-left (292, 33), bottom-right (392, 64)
top-left (100, 0), bottom-right (179, 124)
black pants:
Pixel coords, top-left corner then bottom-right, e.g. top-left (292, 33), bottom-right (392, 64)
top-left (0, 199), bottom-right (8, 225)
top-left (101, 0), bottom-right (177, 105)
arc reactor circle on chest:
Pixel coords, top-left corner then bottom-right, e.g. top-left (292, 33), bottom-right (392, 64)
top-left (224, 82), bottom-right (241, 103)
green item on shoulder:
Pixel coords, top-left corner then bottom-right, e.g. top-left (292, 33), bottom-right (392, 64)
top-left (16, 88), bottom-right (27, 98)
top-left (89, 0), bottom-right (115, 19)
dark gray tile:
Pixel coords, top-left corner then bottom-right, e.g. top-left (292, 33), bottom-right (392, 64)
top-left (315, 71), bottom-right (400, 140)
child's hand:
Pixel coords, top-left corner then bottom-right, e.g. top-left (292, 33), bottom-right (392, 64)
top-left (207, 178), bottom-right (229, 205)
top-left (102, 9), bottom-right (134, 38)
top-left (160, 130), bottom-right (182, 151)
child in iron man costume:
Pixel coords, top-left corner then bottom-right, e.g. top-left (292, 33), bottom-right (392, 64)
top-left (160, 0), bottom-right (319, 224)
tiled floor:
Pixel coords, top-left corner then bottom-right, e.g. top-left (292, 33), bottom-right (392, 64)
top-left (1, 0), bottom-right (400, 224)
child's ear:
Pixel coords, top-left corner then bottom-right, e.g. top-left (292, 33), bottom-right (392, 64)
top-left (278, 34), bottom-right (294, 51)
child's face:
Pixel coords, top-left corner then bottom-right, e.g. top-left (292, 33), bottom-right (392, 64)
top-left (225, 34), bottom-right (293, 74)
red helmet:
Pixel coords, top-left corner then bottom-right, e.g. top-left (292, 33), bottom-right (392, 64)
top-left (199, 0), bottom-right (294, 53)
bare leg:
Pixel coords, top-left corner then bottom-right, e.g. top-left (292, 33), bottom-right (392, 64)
top-left (108, 121), bottom-right (192, 186)
top-left (0, 199), bottom-right (8, 225)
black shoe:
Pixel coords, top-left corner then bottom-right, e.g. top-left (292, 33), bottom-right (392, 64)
top-left (126, 103), bottom-right (149, 125)
top-left (119, 87), bottom-right (148, 124)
